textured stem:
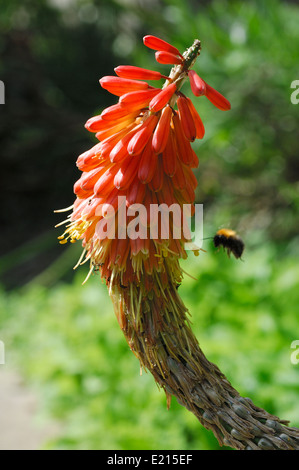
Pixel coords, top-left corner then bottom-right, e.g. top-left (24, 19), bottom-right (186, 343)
top-left (109, 275), bottom-right (299, 451)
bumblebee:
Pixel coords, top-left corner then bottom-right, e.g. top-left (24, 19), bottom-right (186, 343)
top-left (213, 228), bottom-right (244, 259)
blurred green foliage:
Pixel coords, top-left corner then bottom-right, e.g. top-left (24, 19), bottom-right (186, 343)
top-left (0, 0), bottom-right (299, 451)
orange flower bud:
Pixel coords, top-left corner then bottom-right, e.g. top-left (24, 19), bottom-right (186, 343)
top-left (109, 125), bottom-right (141, 163)
top-left (120, 88), bottom-right (160, 111)
top-left (94, 165), bottom-right (120, 197)
top-left (95, 118), bottom-right (135, 142)
top-left (204, 81), bottom-right (231, 111)
top-left (76, 142), bottom-right (102, 170)
top-left (172, 157), bottom-right (187, 190)
top-left (185, 97), bottom-right (205, 139)
top-left (188, 70), bottom-right (206, 96)
top-left (149, 83), bottom-right (177, 112)
top-left (172, 113), bottom-right (194, 166)
top-left (99, 76), bottom-right (149, 96)
top-left (155, 51), bottom-right (183, 65)
top-left (143, 35), bottom-right (183, 58)
top-left (138, 141), bottom-right (158, 184)
top-left (114, 65), bottom-right (166, 81)
top-left (100, 126), bottom-right (134, 160)
top-left (114, 155), bottom-right (141, 190)
top-left (126, 178), bottom-right (146, 206)
top-left (149, 155), bottom-right (164, 192)
top-left (152, 105), bottom-right (172, 154)
top-left (127, 114), bottom-right (159, 156)
top-left (101, 103), bottom-right (135, 121)
top-left (163, 130), bottom-right (177, 177)
top-left (177, 96), bottom-right (196, 142)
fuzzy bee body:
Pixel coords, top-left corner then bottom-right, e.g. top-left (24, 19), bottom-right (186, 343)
top-left (213, 228), bottom-right (244, 259)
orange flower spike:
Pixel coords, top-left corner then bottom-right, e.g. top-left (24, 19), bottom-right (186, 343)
top-left (143, 35), bottom-right (183, 59)
top-left (59, 39), bottom-right (298, 453)
top-left (204, 81), bottom-right (231, 111)
top-left (99, 76), bottom-right (149, 97)
top-left (155, 51), bottom-right (183, 65)
top-left (152, 105), bottom-right (172, 154)
top-left (127, 114), bottom-right (159, 156)
top-left (188, 70), bottom-right (206, 97)
top-left (114, 65), bottom-right (168, 81)
top-left (177, 95), bottom-right (197, 142)
top-left (185, 97), bottom-right (205, 140)
top-left (149, 83), bottom-right (177, 112)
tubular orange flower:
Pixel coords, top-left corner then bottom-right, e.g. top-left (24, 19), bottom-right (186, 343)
top-left (114, 65), bottom-right (168, 81)
top-left (204, 81), bottom-right (231, 111)
top-left (185, 97), bottom-right (205, 139)
top-left (56, 35), bottom-right (299, 451)
top-left (177, 95), bottom-right (197, 142)
top-left (127, 114), bottom-right (159, 156)
top-left (172, 112), bottom-right (194, 165)
top-left (155, 50), bottom-right (184, 65)
top-left (152, 105), bottom-right (172, 154)
top-left (188, 70), bottom-right (206, 96)
top-left (148, 82), bottom-right (177, 112)
top-left (119, 88), bottom-right (160, 111)
top-left (138, 141), bottom-right (158, 184)
top-left (99, 76), bottom-right (149, 96)
top-left (143, 35), bottom-right (183, 58)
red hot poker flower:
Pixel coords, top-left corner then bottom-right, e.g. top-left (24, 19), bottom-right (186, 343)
top-left (57, 37), bottom-right (299, 452)
top-left (56, 35), bottom-right (299, 451)
top-left (57, 35), bottom-right (231, 285)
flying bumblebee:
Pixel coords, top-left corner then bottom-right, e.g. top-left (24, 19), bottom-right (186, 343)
top-left (213, 228), bottom-right (244, 259)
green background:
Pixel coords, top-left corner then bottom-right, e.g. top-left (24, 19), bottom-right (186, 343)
top-left (0, 0), bottom-right (298, 450)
